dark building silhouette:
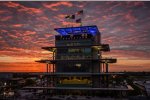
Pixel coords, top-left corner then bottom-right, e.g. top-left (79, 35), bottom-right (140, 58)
top-left (25, 25), bottom-right (133, 97)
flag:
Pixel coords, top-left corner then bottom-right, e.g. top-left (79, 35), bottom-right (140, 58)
top-left (65, 14), bottom-right (75, 19)
top-left (65, 15), bottom-right (70, 19)
top-left (76, 18), bottom-right (81, 23)
top-left (71, 14), bottom-right (75, 19)
top-left (76, 10), bottom-right (83, 15)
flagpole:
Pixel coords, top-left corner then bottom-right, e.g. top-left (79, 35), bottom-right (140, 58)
top-left (65, 10), bottom-right (84, 27)
top-left (76, 10), bottom-right (84, 27)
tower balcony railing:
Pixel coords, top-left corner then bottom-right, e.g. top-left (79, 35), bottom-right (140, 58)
top-left (39, 56), bottom-right (116, 63)
top-left (40, 57), bottom-right (54, 60)
top-left (59, 55), bottom-right (94, 60)
top-left (40, 55), bottom-right (100, 60)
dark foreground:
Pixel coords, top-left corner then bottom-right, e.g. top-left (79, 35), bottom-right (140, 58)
top-left (0, 72), bottom-right (150, 100)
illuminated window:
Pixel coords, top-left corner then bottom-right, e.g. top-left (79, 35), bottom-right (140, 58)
top-left (75, 64), bottom-right (81, 67)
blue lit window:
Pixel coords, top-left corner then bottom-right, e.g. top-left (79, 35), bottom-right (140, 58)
top-left (81, 27), bottom-right (88, 33)
top-left (55, 25), bottom-right (99, 36)
top-left (56, 29), bottom-right (67, 35)
top-left (88, 26), bottom-right (98, 35)
top-left (65, 28), bottom-right (72, 34)
top-left (73, 27), bottom-right (81, 34)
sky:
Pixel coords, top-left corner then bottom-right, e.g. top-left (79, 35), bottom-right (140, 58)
top-left (0, 1), bottom-right (150, 72)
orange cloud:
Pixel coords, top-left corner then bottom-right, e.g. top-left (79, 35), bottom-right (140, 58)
top-left (0, 1), bottom-right (149, 72)
top-left (0, 62), bottom-right (45, 72)
top-left (103, 50), bottom-right (150, 60)
top-left (110, 60), bottom-right (150, 72)
top-left (12, 24), bottom-right (24, 28)
top-left (23, 31), bottom-right (36, 36)
top-left (0, 47), bottom-right (46, 59)
top-left (62, 21), bottom-right (79, 26)
top-left (18, 7), bottom-right (43, 15)
top-left (57, 14), bottom-right (67, 18)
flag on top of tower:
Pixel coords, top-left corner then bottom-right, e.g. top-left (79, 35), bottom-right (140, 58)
top-left (65, 14), bottom-right (75, 19)
top-left (76, 18), bottom-right (82, 23)
top-left (76, 18), bottom-right (82, 26)
top-left (76, 10), bottom-right (83, 15)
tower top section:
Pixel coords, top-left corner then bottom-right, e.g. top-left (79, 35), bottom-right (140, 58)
top-left (54, 25), bottom-right (100, 36)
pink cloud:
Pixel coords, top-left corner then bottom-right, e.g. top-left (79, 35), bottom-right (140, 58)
top-left (3, 2), bottom-right (43, 15)
top-left (108, 2), bottom-right (123, 11)
top-left (18, 7), bottom-right (43, 15)
top-left (0, 47), bottom-right (46, 58)
top-left (124, 11), bottom-right (137, 23)
top-left (0, 1), bottom-right (149, 72)
top-left (57, 14), bottom-right (67, 18)
top-left (23, 31), bottom-right (36, 36)
top-left (53, 14), bottom-right (68, 22)
top-left (22, 36), bottom-right (33, 41)
top-left (34, 24), bottom-right (49, 32)
top-left (0, 16), bottom-right (12, 21)
top-left (44, 34), bottom-right (54, 38)
top-left (0, 10), bottom-right (9, 14)
top-left (32, 38), bottom-right (54, 47)
top-left (37, 16), bottom-right (50, 22)
top-left (12, 24), bottom-right (24, 28)
top-left (0, 30), bottom-right (8, 33)
top-left (62, 21), bottom-right (79, 26)
top-left (9, 34), bottom-right (18, 38)
top-left (43, 2), bottom-right (73, 11)
top-left (76, 5), bottom-right (84, 8)
top-left (134, 1), bottom-right (145, 6)
top-left (3, 1), bottom-right (21, 8)
top-left (126, 1), bottom-right (144, 8)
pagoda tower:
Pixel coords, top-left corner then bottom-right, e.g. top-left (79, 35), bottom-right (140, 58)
top-left (35, 25), bottom-right (129, 95)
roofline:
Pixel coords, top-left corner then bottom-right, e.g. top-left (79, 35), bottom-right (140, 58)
top-left (23, 86), bottom-right (133, 91)
top-left (34, 72), bottom-right (125, 76)
top-left (35, 58), bottom-right (117, 64)
top-left (54, 25), bottom-right (98, 30)
top-left (41, 44), bottom-right (110, 52)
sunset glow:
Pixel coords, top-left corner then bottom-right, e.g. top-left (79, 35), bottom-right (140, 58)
top-left (0, 1), bottom-right (150, 72)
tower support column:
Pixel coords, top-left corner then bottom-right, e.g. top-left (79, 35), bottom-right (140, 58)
top-left (106, 63), bottom-right (108, 73)
top-left (46, 63), bottom-right (49, 73)
top-left (105, 63), bottom-right (109, 87)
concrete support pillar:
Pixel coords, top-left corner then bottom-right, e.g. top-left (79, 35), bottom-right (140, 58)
top-left (103, 63), bottom-right (105, 72)
top-left (105, 63), bottom-right (109, 87)
top-left (49, 64), bottom-right (51, 72)
top-left (46, 63), bottom-right (49, 73)
top-left (53, 64), bottom-right (54, 73)
top-left (106, 63), bottom-right (108, 73)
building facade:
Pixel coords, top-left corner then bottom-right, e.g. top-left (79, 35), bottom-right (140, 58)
top-left (33, 25), bottom-right (132, 96)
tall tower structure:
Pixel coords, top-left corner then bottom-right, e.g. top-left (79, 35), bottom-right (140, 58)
top-left (35, 25), bottom-right (126, 95)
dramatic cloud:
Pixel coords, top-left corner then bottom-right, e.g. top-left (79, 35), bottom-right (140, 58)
top-left (0, 1), bottom-right (150, 72)
top-left (43, 1), bottom-right (73, 11)
top-left (0, 16), bottom-right (12, 21)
